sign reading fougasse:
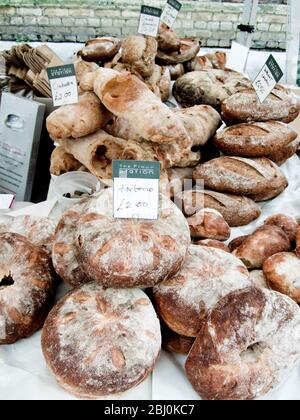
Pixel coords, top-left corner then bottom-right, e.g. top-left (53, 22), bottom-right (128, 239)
top-left (252, 55), bottom-right (283, 103)
top-left (138, 6), bottom-right (162, 37)
top-left (161, 0), bottom-right (182, 28)
top-left (47, 64), bottom-right (79, 107)
top-left (113, 160), bottom-right (161, 220)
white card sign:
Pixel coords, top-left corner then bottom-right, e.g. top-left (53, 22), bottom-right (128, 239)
top-left (161, 0), bottom-right (182, 28)
top-left (0, 194), bottom-right (15, 210)
top-left (47, 64), bottom-right (78, 107)
top-left (113, 160), bottom-right (160, 220)
top-left (138, 5), bottom-right (162, 37)
top-left (227, 41), bottom-right (250, 73)
top-left (253, 55), bottom-right (283, 103)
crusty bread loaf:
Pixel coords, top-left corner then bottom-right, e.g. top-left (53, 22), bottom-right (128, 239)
top-left (145, 65), bottom-right (171, 102)
top-left (263, 252), bottom-right (300, 303)
top-left (214, 121), bottom-right (299, 165)
top-left (50, 146), bottom-right (83, 176)
top-left (233, 225), bottom-right (291, 269)
top-left (161, 323), bottom-right (195, 355)
top-left (93, 69), bottom-right (191, 147)
top-left (221, 86), bottom-right (300, 125)
top-left (80, 37), bottom-right (121, 62)
top-left (186, 208), bottom-right (230, 241)
top-left (157, 24), bottom-right (180, 52)
top-left (264, 214), bottom-right (299, 242)
top-left (157, 38), bottom-right (200, 65)
top-left (173, 69), bottom-right (251, 109)
top-left (46, 93), bottom-right (112, 139)
top-left (193, 156), bottom-right (288, 201)
top-left (153, 245), bottom-right (250, 337)
top-left (121, 36), bottom-right (157, 78)
top-left (167, 63), bottom-right (185, 80)
top-left (179, 190), bottom-right (261, 227)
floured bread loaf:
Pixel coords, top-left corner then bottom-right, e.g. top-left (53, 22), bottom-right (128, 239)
top-left (157, 24), bottom-right (180, 52)
top-left (185, 288), bottom-right (300, 400)
top-left (0, 215), bottom-right (56, 256)
top-left (179, 190), bottom-right (261, 227)
top-left (74, 58), bottom-right (99, 84)
top-left (74, 189), bottom-right (190, 288)
top-left (194, 239), bottom-right (230, 253)
top-left (214, 121), bottom-right (299, 165)
top-left (153, 245), bottom-right (250, 337)
top-left (0, 233), bottom-right (56, 344)
top-left (263, 252), bottom-right (300, 303)
top-left (157, 38), bottom-right (200, 65)
top-left (50, 146), bottom-right (84, 176)
top-left (56, 129), bottom-right (157, 179)
top-left (93, 69), bottom-right (190, 146)
top-left (186, 208), bottom-right (230, 241)
top-left (121, 36), bottom-right (157, 78)
top-left (145, 65), bottom-right (171, 102)
top-left (41, 283), bottom-right (161, 398)
top-left (80, 37), bottom-right (121, 62)
top-left (193, 157), bottom-right (288, 201)
top-left (46, 93), bottom-right (112, 139)
top-left (232, 225), bottom-right (291, 269)
top-left (173, 69), bottom-right (251, 109)
top-left (222, 86), bottom-right (300, 125)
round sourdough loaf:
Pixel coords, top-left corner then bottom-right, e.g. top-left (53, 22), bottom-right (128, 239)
top-left (0, 233), bottom-right (56, 344)
top-left (221, 86), bottom-right (300, 125)
top-left (153, 245), bottom-right (250, 337)
top-left (185, 288), bottom-right (300, 400)
top-left (80, 37), bottom-right (121, 62)
top-left (263, 252), bottom-right (300, 303)
top-left (214, 121), bottom-right (299, 165)
top-left (193, 156), bottom-right (288, 201)
top-left (186, 208), bottom-right (230, 241)
top-left (74, 188), bottom-right (190, 288)
top-left (41, 284), bottom-right (161, 398)
top-left (179, 189), bottom-right (261, 227)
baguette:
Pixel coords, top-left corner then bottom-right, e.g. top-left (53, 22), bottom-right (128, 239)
top-left (193, 156), bottom-right (288, 200)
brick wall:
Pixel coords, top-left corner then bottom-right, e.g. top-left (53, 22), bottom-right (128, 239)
top-left (0, 1), bottom-right (287, 50)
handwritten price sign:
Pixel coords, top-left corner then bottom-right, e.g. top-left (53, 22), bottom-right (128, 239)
top-left (47, 64), bottom-right (78, 107)
top-left (113, 160), bottom-right (161, 220)
top-left (253, 55), bottom-right (283, 103)
top-left (138, 6), bottom-right (162, 37)
top-left (161, 0), bottom-right (182, 28)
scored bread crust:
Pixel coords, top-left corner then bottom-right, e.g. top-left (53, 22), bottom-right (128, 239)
top-left (193, 156), bottom-right (288, 200)
top-left (0, 233), bottom-right (56, 344)
top-left (179, 189), bottom-right (261, 227)
top-left (153, 245), bottom-right (250, 337)
top-left (121, 36), bottom-right (157, 78)
top-left (221, 86), bottom-right (300, 125)
top-left (214, 121), bottom-right (298, 164)
top-left (74, 189), bottom-right (191, 288)
top-left (41, 284), bottom-right (161, 399)
top-left (185, 287), bottom-right (300, 400)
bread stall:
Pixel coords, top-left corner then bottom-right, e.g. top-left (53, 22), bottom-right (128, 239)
top-left (0, 0), bottom-right (300, 402)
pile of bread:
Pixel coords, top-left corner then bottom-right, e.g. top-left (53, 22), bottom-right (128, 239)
top-left (1, 189), bottom-right (300, 400)
top-left (48, 24), bottom-right (300, 232)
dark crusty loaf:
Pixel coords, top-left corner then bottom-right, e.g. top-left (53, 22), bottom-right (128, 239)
top-left (214, 121), bottom-right (299, 165)
top-left (221, 86), bottom-right (300, 125)
top-left (193, 156), bottom-right (288, 201)
top-left (179, 190), bottom-right (261, 227)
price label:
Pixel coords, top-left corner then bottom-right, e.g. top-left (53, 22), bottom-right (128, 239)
top-left (47, 64), bottom-right (78, 107)
top-left (0, 194), bottom-right (15, 210)
top-left (138, 6), bottom-right (162, 37)
top-left (161, 0), bottom-right (182, 28)
top-left (253, 55), bottom-right (283, 103)
top-left (113, 160), bottom-right (160, 220)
